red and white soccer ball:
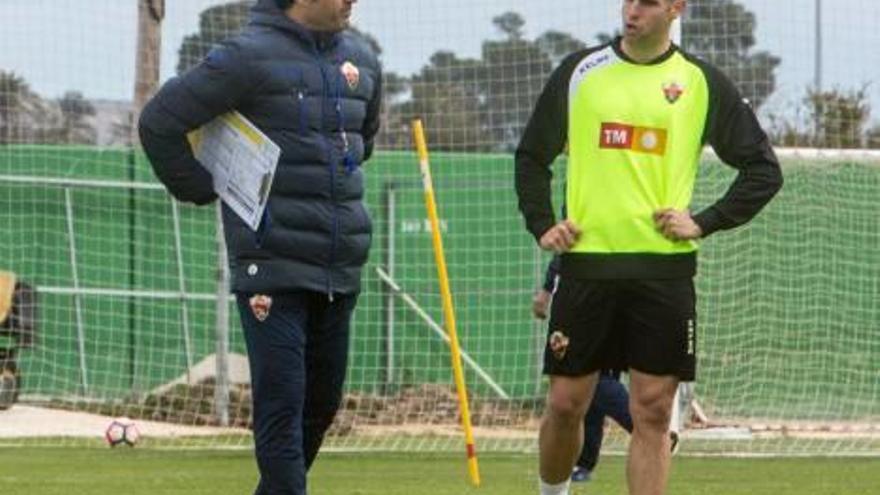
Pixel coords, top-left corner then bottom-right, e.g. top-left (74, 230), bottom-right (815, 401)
top-left (104, 417), bottom-right (140, 447)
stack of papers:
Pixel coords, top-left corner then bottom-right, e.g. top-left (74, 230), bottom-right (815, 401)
top-left (188, 112), bottom-right (280, 231)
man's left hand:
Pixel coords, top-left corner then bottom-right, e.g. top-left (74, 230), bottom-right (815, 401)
top-left (653, 208), bottom-right (702, 241)
top-left (531, 289), bottom-right (552, 320)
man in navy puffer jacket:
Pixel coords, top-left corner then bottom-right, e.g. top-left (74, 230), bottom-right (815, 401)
top-left (138, 0), bottom-right (380, 493)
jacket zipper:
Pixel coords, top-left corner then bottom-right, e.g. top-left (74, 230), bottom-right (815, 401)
top-left (312, 48), bottom-right (337, 302)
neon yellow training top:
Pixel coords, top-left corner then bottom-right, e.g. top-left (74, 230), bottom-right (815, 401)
top-left (515, 38), bottom-right (782, 279)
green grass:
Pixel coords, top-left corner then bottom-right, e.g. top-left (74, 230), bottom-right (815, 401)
top-left (0, 448), bottom-right (877, 494)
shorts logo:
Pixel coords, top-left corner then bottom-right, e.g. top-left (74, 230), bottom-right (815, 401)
top-left (548, 330), bottom-right (570, 361)
top-left (599, 122), bottom-right (668, 156)
top-left (686, 319), bottom-right (695, 355)
top-left (341, 61), bottom-right (360, 90)
top-left (663, 81), bottom-right (684, 104)
top-left (249, 294), bottom-right (273, 322)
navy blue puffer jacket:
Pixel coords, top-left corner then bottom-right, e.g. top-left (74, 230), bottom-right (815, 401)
top-left (139, 0), bottom-right (382, 296)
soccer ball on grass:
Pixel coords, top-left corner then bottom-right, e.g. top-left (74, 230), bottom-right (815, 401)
top-left (104, 417), bottom-right (140, 447)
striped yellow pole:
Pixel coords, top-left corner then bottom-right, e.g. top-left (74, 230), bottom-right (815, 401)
top-left (411, 119), bottom-right (481, 487)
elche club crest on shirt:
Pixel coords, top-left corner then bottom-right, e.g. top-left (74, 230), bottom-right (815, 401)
top-left (662, 81), bottom-right (685, 104)
top-left (340, 61), bottom-right (360, 90)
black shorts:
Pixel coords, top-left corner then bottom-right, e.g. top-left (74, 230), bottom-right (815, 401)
top-left (544, 277), bottom-right (696, 381)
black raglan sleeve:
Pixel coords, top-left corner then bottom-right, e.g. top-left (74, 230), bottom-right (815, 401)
top-left (691, 61), bottom-right (783, 237)
top-left (514, 52), bottom-right (583, 243)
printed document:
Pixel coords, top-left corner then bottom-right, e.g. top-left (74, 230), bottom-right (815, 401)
top-left (188, 112), bottom-right (279, 230)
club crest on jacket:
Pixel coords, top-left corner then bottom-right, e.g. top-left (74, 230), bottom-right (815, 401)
top-left (249, 294), bottom-right (273, 322)
top-left (341, 61), bottom-right (360, 90)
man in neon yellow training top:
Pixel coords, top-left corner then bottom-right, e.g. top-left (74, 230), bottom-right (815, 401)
top-left (515, 1), bottom-right (782, 494)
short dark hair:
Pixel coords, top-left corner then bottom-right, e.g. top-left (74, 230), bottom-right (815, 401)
top-left (275, 0), bottom-right (293, 9)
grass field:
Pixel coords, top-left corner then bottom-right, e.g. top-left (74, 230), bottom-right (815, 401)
top-left (1, 448), bottom-right (877, 494)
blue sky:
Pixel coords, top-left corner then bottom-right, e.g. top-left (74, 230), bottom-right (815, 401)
top-left (1, 0), bottom-right (878, 125)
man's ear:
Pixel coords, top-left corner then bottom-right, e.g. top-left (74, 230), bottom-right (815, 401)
top-left (671, 0), bottom-right (687, 20)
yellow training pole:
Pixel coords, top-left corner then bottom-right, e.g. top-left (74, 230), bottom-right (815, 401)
top-left (411, 119), bottom-right (481, 487)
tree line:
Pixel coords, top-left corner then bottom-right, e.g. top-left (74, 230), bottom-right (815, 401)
top-left (0, 72), bottom-right (97, 145)
top-left (1, 0), bottom-right (878, 149)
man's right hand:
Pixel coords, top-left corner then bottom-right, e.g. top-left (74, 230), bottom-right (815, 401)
top-left (539, 220), bottom-right (581, 254)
